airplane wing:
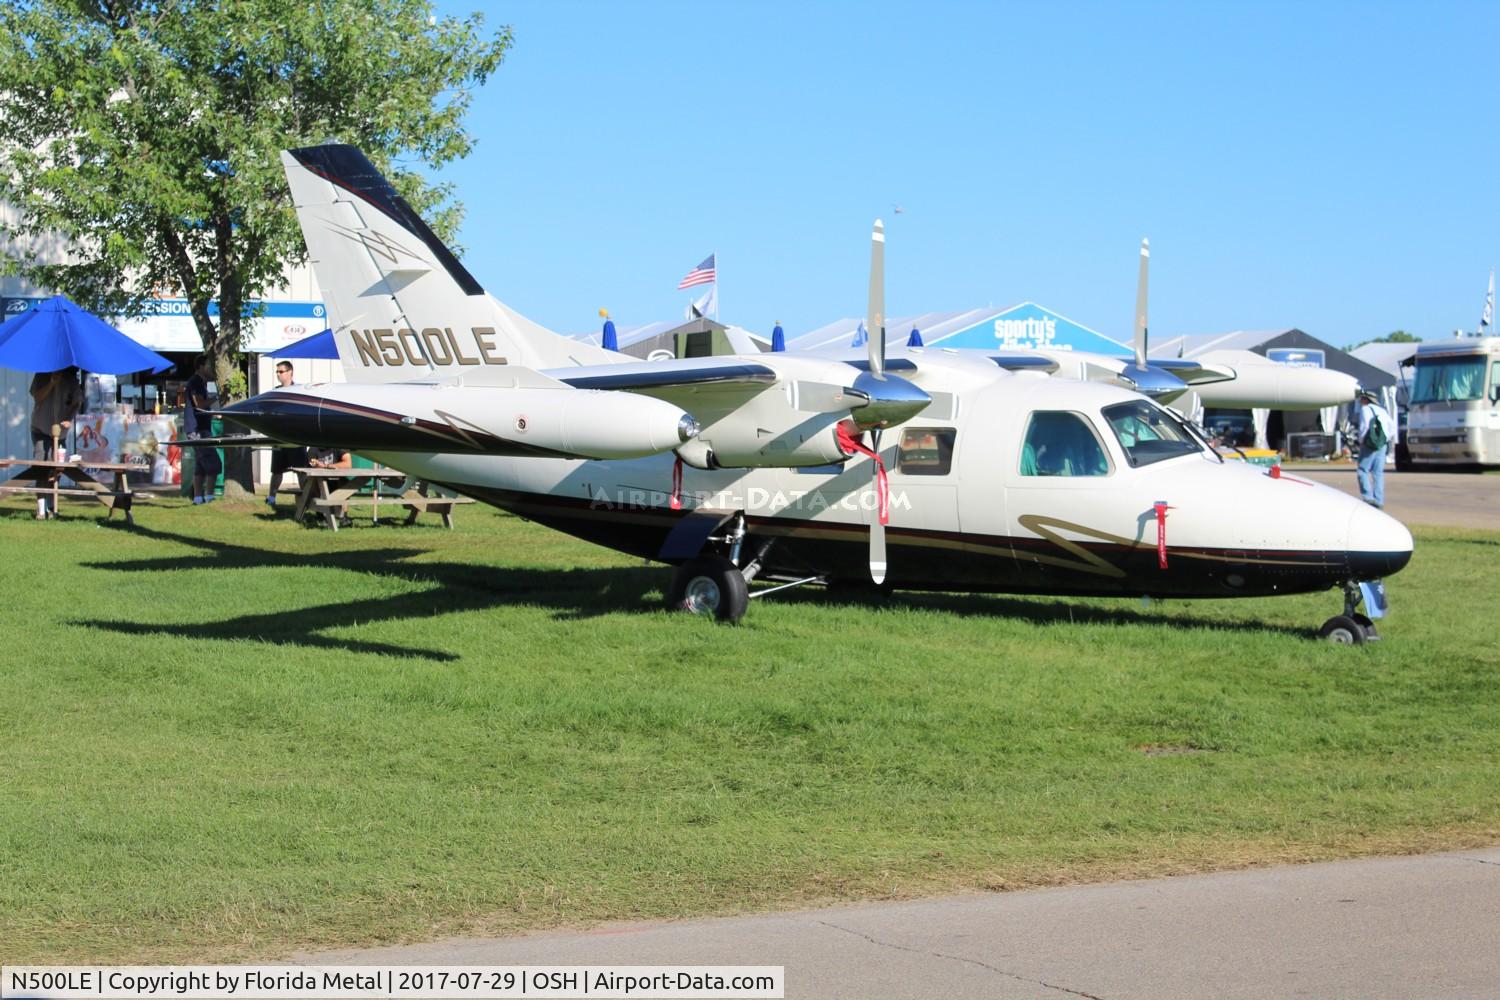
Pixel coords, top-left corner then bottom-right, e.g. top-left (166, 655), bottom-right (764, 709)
top-left (989, 354), bottom-right (1060, 373)
top-left (1149, 358), bottom-right (1237, 386)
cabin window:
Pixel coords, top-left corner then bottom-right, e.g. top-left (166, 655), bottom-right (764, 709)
top-left (1102, 399), bottom-right (1203, 467)
top-left (897, 427), bottom-right (956, 475)
top-left (1019, 412), bottom-right (1111, 477)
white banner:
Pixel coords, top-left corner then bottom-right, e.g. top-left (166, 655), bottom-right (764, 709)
top-left (2, 966), bottom-right (784, 999)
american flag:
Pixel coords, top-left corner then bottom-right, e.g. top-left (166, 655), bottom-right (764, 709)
top-left (677, 254), bottom-right (716, 290)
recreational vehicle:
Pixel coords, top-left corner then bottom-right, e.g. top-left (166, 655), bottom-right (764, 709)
top-left (1404, 338), bottom-right (1500, 465)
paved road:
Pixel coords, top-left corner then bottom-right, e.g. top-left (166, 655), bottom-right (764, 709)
top-left (1287, 466), bottom-right (1499, 531)
top-left (302, 847), bottom-right (1500, 999)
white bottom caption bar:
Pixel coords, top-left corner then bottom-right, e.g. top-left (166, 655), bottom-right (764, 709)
top-left (1, 966), bottom-right (784, 999)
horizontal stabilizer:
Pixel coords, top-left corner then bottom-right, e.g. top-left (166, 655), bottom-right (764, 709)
top-left (553, 361), bottom-right (779, 393)
top-left (176, 429), bottom-right (280, 448)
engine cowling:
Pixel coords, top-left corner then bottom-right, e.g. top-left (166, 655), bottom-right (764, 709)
top-left (676, 412), bottom-right (849, 469)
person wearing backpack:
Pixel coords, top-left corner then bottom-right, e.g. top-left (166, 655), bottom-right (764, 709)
top-left (1355, 389), bottom-right (1394, 508)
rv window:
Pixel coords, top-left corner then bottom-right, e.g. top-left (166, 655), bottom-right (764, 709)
top-left (1102, 400), bottom-right (1203, 468)
top-left (1411, 356), bottom-right (1486, 403)
top-left (897, 427), bottom-right (956, 475)
top-left (1020, 412), bottom-right (1110, 477)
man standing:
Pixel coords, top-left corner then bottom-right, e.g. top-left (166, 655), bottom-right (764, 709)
top-left (185, 355), bottom-right (221, 504)
top-left (28, 366), bottom-right (82, 519)
top-left (265, 360), bottom-right (308, 509)
top-left (1355, 390), bottom-right (1394, 509)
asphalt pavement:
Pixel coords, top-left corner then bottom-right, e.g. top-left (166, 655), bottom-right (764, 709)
top-left (1289, 465), bottom-right (1499, 530)
top-left (302, 847), bottom-right (1500, 999)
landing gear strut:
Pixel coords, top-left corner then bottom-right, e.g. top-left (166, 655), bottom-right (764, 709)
top-left (1317, 581), bottom-right (1379, 645)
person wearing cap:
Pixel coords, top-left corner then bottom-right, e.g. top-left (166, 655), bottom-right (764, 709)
top-left (1354, 390), bottom-right (1394, 509)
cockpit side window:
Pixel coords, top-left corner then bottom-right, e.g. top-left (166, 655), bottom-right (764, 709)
top-left (1103, 399), bottom-right (1203, 467)
top-left (1020, 411), bottom-right (1111, 477)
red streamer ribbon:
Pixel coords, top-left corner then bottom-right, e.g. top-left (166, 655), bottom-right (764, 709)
top-left (670, 455), bottom-right (683, 511)
top-left (1154, 500), bottom-right (1172, 570)
top-left (836, 423), bottom-right (889, 526)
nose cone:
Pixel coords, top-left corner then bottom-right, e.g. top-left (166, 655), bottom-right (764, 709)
top-left (850, 370), bottom-right (931, 429)
top-left (1347, 502), bottom-right (1414, 578)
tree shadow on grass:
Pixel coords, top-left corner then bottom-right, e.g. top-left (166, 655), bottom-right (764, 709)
top-left (71, 523), bottom-right (667, 661)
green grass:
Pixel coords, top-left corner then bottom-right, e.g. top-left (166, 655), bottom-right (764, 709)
top-left (1, 495), bottom-right (1497, 962)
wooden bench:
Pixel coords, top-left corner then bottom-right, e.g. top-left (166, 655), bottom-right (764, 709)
top-left (0, 458), bottom-right (141, 525)
top-left (290, 467), bottom-right (474, 532)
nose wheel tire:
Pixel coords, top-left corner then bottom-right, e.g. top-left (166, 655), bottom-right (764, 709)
top-left (668, 554), bottom-right (749, 623)
top-left (1318, 614), bottom-right (1367, 645)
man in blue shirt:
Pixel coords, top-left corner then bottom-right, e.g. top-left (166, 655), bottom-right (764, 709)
top-left (1355, 390), bottom-right (1394, 509)
top-left (185, 356), bottom-right (221, 504)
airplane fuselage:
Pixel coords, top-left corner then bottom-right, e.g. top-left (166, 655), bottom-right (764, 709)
top-left (347, 376), bottom-right (1411, 600)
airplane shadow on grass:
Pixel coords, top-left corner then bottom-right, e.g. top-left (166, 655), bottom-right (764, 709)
top-left (71, 523), bottom-right (668, 661)
top-left (70, 524), bottom-right (1307, 661)
top-left (777, 584), bottom-right (1311, 640)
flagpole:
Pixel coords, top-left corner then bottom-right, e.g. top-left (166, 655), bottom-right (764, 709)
top-left (1483, 268), bottom-right (1494, 338)
top-left (714, 250), bottom-right (719, 322)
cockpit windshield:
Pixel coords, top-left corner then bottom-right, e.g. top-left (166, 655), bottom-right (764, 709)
top-left (1102, 399), bottom-right (1204, 467)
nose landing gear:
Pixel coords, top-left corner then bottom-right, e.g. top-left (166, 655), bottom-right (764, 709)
top-left (1318, 581), bottom-right (1381, 645)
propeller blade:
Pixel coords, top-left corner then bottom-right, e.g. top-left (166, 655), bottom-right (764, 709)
top-left (868, 219), bottom-right (885, 379)
top-left (1134, 237), bottom-right (1149, 369)
top-left (868, 427), bottom-right (887, 585)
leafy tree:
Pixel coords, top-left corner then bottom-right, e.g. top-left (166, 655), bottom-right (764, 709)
top-left (0, 0), bottom-right (509, 398)
top-left (1346, 330), bottom-right (1422, 350)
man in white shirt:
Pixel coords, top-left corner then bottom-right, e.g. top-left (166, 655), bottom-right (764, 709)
top-left (1355, 390), bottom-right (1394, 509)
top-left (265, 360), bottom-right (308, 509)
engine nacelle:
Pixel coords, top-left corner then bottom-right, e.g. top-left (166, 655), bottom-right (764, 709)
top-left (1194, 351), bottom-right (1359, 410)
top-left (677, 412), bottom-right (849, 469)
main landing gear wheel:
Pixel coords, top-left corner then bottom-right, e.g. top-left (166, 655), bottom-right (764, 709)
top-left (1317, 614), bottom-right (1367, 645)
top-left (668, 554), bottom-right (749, 624)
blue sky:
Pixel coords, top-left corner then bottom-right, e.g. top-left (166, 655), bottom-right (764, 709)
top-left (432, 1), bottom-right (1499, 348)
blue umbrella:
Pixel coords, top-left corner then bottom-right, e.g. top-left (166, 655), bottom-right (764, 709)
top-left (599, 310), bottom-right (618, 351)
top-left (0, 295), bottom-right (172, 374)
top-left (273, 327), bottom-right (339, 359)
top-left (907, 326), bottom-right (924, 347)
top-left (771, 322), bottom-right (785, 352)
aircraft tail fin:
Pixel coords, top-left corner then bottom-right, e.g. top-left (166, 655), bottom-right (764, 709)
top-left (281, 144), bottom-right (616, 383)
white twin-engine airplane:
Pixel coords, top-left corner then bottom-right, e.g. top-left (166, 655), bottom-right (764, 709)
top-left (225, 144), bottom-right (1410, 641)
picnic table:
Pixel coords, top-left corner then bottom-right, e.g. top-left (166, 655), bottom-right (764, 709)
top-left (0, 457), bottom-right (140, 524)
top-left (289, 466), bottom-right (474, 532)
